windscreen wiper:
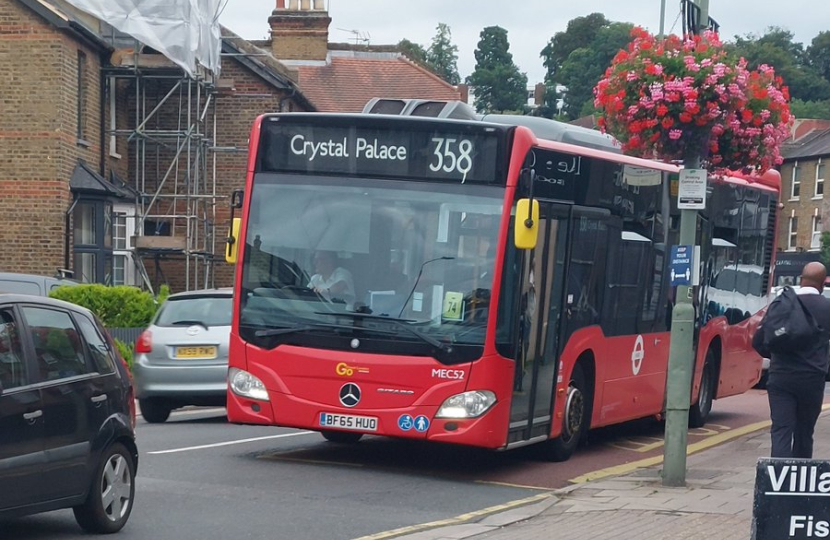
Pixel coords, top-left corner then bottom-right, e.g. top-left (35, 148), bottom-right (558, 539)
top-left (248, 321), bottom-right (397, 338)
top-left (170, 320), bottom-right (209, 328)
top-left (313, 312), bottom-right (450, 352)
top-left (252, 325), bottom-right (316, 338)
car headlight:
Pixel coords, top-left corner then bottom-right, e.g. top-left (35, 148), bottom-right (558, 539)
top-left (435, 390), bottom-right (496, 419)
top-left (228, 368), bottom-right (270, 401)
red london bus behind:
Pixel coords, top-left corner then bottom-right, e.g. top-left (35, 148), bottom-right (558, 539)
top-left (224, 102), bottom-right (780, 461)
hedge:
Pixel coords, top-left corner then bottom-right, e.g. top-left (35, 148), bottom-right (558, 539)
top-left (49, 284), bottom-right (169, 328)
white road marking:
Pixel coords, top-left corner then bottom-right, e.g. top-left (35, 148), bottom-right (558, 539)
top-left (148, 431), bottom-right (315, 455)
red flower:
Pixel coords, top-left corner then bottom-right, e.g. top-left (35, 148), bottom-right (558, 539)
top-left (680, 112), bottom-right (693, 123)
top-left (657, 104), bottom-right (669, 116)
top-left (661, 117), bottom-right (674, 129)
top-left (741, 110), bottom-right (754, 123)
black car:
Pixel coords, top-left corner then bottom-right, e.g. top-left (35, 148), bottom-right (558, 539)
top-left (0, 294), bottom-right (137, 533)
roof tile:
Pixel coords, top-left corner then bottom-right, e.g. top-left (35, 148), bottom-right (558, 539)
top-left (297, 56), bottom-right (461, 112)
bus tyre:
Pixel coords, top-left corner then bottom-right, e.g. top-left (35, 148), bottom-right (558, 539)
top-left (545, 363), bottom-right (588, 462)
top-left (321, 430), bottom-right (363, 444)
top-left (689, 349), bottom-right (716, 429)
top-left (139, 398), bottom-right (171, 424)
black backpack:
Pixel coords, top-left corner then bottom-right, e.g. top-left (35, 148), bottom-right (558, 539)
top-left (752, 286), bottom-right (823, 358)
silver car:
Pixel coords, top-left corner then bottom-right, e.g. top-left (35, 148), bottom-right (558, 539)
top-left (133, 289), bottom-right (232, 423)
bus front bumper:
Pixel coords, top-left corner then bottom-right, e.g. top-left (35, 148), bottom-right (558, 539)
top-left (226, 389), bottom-right (508, 449)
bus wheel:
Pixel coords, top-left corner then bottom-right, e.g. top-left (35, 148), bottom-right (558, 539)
top-left (689, 348), bottom-right (717, 428)
top-left (544, 363), bottom-right (588, 462)
top-left (321, 430), bottom-right (363, 444)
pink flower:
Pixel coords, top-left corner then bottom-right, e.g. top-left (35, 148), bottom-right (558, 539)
top-left (669, 129), bottom-right (683, 140)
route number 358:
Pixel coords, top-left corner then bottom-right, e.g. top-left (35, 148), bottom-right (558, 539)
top-left (430, 137), bottom-right (473, 182)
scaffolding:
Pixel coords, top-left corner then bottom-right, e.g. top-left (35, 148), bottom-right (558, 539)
top-left (103, 49), bottom-right (220, 293)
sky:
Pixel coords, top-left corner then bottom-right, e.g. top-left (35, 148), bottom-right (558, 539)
top-left (219, 0), bottom-right (829, 84)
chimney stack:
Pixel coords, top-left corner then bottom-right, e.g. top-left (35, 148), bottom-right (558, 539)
top-left (269, 0), bottom-right (331, 61)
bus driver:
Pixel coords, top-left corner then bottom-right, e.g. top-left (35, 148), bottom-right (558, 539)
top-left (308, 251), bottom-right (355, 308)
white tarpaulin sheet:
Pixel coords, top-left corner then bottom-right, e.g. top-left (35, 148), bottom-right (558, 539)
top-left (63, 0), bottom-right (223, 77)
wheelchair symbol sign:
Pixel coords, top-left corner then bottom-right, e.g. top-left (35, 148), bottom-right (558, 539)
top-left (398, 414), bottom-right (414, 431)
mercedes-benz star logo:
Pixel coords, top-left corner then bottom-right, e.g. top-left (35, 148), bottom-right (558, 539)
top-left (339, 383), bottom-right (361, 408)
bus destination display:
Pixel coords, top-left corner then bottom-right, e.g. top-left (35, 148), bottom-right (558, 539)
top-left (258, 123), bottom-right (502, 184)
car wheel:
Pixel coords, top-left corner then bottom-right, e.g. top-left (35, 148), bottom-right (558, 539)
top-left (73, 443), bottom-right (135, 534)
top-left (544, 363), bottom-right (589, 462)
top-left (689, 349), bottom-right (717, 428)
top-left (139, 398), bottom-right (171, 423)
top-left (321, 430), bottom-right (363, 444)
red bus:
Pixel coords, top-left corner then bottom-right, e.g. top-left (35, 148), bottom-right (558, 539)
top-left (224, 101), bottom-right (780, 461)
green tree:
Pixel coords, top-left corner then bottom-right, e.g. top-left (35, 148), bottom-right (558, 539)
top-left (541, 13), bottom-right (609, 83)
top-left (538, 13), bottom-right (609, 119)
top-left (398, 38), bottom-right (428, 67)
top-left (426, 23), bottom-right (460, 85)
top-left (790, 99), bottom-right (830, 120)
top-left (807, 31), bottom-right (830, 82)
top-left (542, 19), bottom-right (633, 120)
top-left (730, 28), bottom-right (830, 102)
top-left (466, 26), bottom-right (528, 113)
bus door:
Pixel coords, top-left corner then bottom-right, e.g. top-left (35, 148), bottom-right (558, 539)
top-left (508, 202), bottom-right (570, 444)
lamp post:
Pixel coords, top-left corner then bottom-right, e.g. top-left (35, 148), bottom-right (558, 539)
top-left (661, 0), bottom-right (711, 488)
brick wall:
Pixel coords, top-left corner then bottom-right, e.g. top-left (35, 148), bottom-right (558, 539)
top-left (778, 158), bottom-right (825, 252)
top-left (0, 1), bottom-right (103, 276)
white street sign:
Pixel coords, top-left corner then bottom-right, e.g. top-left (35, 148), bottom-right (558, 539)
top-left (678, 169), bottom-right (707, 210)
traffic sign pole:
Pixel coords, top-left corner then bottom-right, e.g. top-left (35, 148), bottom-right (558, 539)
top-left (662, 158), bottom-right (702, 487)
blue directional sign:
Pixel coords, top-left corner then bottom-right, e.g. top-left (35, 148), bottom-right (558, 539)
top-left (398, 414), bottom-right (414, 431)
top-left (414, 415), bottom-right (430, 433)
top-left (669, 245), bottom-right (692, 286)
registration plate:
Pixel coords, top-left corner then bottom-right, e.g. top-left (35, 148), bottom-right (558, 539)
top-left (319, 413), bottom-right (378, 432)
top-left (175, 346), bottom-right (217, 359)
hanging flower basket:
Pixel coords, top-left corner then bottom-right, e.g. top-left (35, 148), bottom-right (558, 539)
top-left (593, 28), bottom-right (792, 174)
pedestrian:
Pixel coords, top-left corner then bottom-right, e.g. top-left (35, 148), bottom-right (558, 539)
top-left (767, 261), bottom-right (830, 458)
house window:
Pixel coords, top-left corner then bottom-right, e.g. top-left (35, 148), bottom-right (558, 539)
top-left (74, 203), bottom-right (96, 245)
top-left (77, 50), bottom-right (88, 143)
top-left (73, 199), bottom-right (114, 284)
top-left (112, 204), bottom-right (136, 286)
top-left (113, 212), bottom-right (127, 250)
top-left (74, 252), bottom-right (97, 283)
top-left (812, 216), bottom-right (822, 250)
top-left (791, 163), bottom-right (801, 199)
top-left (817, 160), bottom-right (825, 198)
top-left (109, 76), bottom-right (121, 158)
top-left (788, 217), bottom-right (798, 250)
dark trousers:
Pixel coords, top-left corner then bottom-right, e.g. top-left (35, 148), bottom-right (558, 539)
top-left (767, 372), bottom-right (825, 458)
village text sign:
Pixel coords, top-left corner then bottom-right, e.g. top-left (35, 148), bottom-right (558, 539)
top-left (754, 458), bottom-right (830, 539)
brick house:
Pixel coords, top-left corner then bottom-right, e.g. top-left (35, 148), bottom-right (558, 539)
top-left (777, 122), bottom-right (830, 255)
top-left (1, 0), bottom-right (465, 291)
top-left (0, 0), bottom-right (113, 279)
top-left (0, 0), bottom-right (311, 291)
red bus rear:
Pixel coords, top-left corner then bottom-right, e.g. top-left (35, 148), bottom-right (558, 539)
top-left (225, 105), bottom-right (780, 460)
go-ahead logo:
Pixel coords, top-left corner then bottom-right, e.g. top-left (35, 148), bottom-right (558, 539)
top-left (335, 362), bottom-right (369, 377)
top-left (339, 383), bottom-right (361, 408)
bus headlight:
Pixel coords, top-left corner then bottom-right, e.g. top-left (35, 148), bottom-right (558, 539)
top-left (229, 368), bottom-right (270, 401)
top-left (435, 390), bottom-right (496, 419)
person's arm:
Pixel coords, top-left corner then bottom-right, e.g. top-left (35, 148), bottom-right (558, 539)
top-left (327, 267), bottom-right (353, 296)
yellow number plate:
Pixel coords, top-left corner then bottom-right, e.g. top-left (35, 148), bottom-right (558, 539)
top-left (175, 346), bottom-right (217, 359)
